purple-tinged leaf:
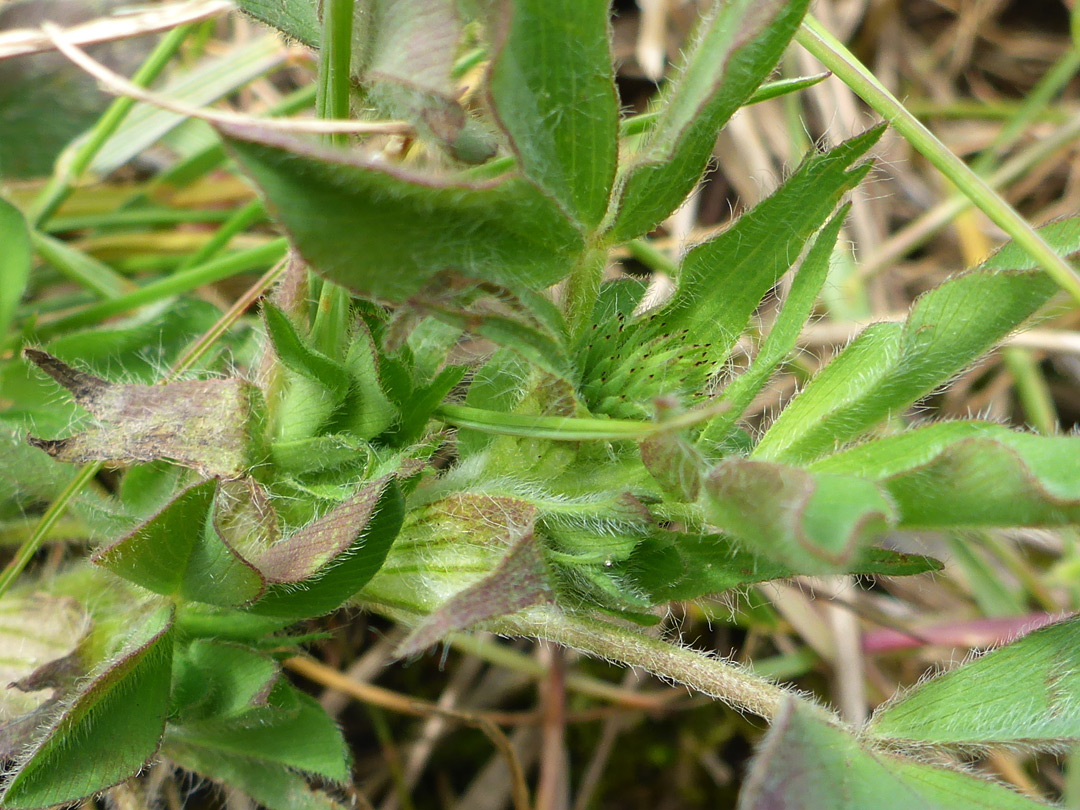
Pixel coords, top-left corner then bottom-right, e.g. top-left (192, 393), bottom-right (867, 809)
top-left (24, 350), bottom-right (265, 478)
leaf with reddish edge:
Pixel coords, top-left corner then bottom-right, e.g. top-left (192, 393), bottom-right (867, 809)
top-left (396, 527), bottom-right (553, 657)
top-left (24, 350), bottom-right (265, 478)
top-left (245, 477), bottom-right (405, 619)
top-left (0, 606), bottom-right (175, 810)
top-left (702, 458), bottom-right (896, 574)
top-left (739, 699), bottom-right (1051, 810)
top-left (92, 479), bottom-right (266, 608)
top-left (219, 124), bottom-right (585, 303)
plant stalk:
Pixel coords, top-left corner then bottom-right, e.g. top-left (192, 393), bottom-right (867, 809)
top-left (795, 15), bottom-right (1080, 305)
top-left (499, 608), bottom-right (818, 722)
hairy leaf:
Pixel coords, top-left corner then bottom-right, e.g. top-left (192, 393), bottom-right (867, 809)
top-left (235, 0), bottom-right (321, 46)
top-left (24, 350), bottom-right (266, 478)
top-left (739, 700), bottom-right (1052, 810)
top-left (702, 458), bottom-right (895, 573)
top-left (868, 616), bottom-right (1080, 748)
top-left (166, 740), bottom-right (345, 810)
top-left (488, 0), bottom-right (618, 228)
top-left (754, 268), bottom-right (1058, 464)
top-left (624, 531), bottom-right (940, 604)
top-left (221, 125), bottom-right (584, 302)
top-left (0, 606), bottom-right (174, 810)
top-left (93, 480), bottom-right (266, 607)
top-left (610, 0), bottom-right (809, 240)
top-left (396, 529), bottom-right (552, 657)
top-left (171, 640), bottom-right (280, 724)
top-left (586, 128), bottom-right (880, 419)
top-left (810, 421), bottom-right (1080, 528)
top-left (167, 683), bottom-right (348, 782)
top-left (700, 205), bottom-right (848, 448)
top-left (246, 478), bottom-right (405, 618)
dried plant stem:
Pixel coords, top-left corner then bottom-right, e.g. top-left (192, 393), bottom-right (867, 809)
top-left (499, 608), bottom-right (820, 722)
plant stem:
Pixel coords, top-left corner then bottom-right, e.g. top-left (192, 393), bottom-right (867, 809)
top-left (28, 23), bottom-right (193, 228)
top-left (562, 246), bottom-right (608, 343)
top-left (316, 0), bottom-right (355, 148)
top-left (174, 199), bottom-right (266, 271)
top-left (795, 15), bottom-right (1080, 305)
top-left (500, 608), bottom-right (817, 722)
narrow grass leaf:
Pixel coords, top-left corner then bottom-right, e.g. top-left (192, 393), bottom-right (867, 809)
top-left (0, 198), bottom-right (31, 338)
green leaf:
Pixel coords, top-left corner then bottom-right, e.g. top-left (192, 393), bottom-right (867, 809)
top-left (624, 530), bottom-right (940, 605)
top-left (25, 350), bottom-right (266, 478)
top-left (702, 458), bottom-right (896, 573)
top-left (235, 0), bottom-right (321, 45)
top-left (584, 128), bottom-right (881, 419)
top-left (810, 421), bottom-right (1080, 529)
top-left (407, 276), bottom-right (572, 378)
top-left (167, 683), bottom-right (348, 782)
top-left (93, 480), bottom-right (266, 607)
top-left (868, 616), bottom-right (1080, 748)
top-left (739, 700), bottom-right (1053, 810)
top-left (396, 529), bottom-right (552, 657)
top-left (338, 319), bottom-right (397, 440)
top-left (171, 639), bottom-right (280, 723)
top-left (0, 606), bottom-right (175, 810)
top-left (246, 477), bottom-right (405, 618)
top-left (165, 740), bottom-right (345, 810)
top-left (487, 0), bottom-right (619, 229)
top-left (610, 0), bottom-right (809, 241)
top-left (220, 125), bottom-right (585, 302)
top-left (264, 303), bottom-right (350, 399)
top-left (754, 268), bottom-right (1058, 464)
top-left (0, 197), bottom-right (30, 339)
top-left (699, 204), bottom-right (848, 448)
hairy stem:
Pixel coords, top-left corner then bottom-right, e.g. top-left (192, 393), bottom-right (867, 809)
top-left (499, 607), bottom-right (824, 722)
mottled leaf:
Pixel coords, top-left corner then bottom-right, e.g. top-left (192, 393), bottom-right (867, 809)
top-left (739, 700), bottom-right (1052, 810)
top-left (487, 0), bottom-right (619, 228)
top-left (702, 458), bottom-right (895, 573)
top-left (92, 479), bottom-right (266, 607)
top-left (610, 0), bottom-right (809, 240)
top-left (868, 616), bottom-right (1080, 748)
top-left (221, 124), bottom-right (585, 302)
top-left (0, 606), bottom-right (174, 810)
top-left (24, 350), bottom-right (266, 478)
